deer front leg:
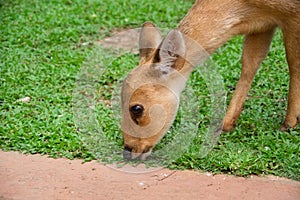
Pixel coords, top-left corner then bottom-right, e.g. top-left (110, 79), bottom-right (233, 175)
top-left (222, 28), bottom-right (275, 132)
top-left (281, 28), bottom-right (300, 130)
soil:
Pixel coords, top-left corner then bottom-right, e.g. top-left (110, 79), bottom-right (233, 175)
top-left (0, 150), bottom-right (300, 200)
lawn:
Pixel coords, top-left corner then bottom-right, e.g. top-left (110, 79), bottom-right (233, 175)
top-left (1, 0), bottom-right (299, 180)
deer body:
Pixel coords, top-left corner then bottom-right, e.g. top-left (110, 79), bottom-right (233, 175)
top-left (121, 0), bottom-right (300, 160)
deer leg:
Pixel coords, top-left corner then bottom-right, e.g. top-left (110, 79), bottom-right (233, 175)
top-left (281, 28), bottom-right (300, 131)
top-left (223, 28), bottom-right (275, 132)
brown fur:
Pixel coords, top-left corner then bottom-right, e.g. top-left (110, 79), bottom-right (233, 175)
top-left (121, 0), bottom-right (300, 159)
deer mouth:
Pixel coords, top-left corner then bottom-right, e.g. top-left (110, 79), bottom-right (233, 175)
top-left (123, 147), bottom-right (153, 161)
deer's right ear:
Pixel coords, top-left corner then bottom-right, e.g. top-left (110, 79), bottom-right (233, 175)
top-left (139, 22), bottom-right (162, 64)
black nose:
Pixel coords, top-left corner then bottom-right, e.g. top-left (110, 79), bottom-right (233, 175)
top-left (123, 146), bottom-right (132, 160)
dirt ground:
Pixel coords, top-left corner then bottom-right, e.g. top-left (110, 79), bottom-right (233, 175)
top-left (0, 150), bottom-right (299, 200)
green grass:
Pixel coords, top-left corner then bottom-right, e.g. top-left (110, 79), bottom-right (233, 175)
top-left (1, 0), bottom-right (299, 180)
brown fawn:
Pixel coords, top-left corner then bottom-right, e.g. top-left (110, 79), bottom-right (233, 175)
top-left (121, 0), bottom-right (300, 160)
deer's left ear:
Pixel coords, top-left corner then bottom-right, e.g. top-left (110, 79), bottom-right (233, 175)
top-left (156, 29), bottom-right (186, 74)
top-left (139, 22), bottom-right (162, 65)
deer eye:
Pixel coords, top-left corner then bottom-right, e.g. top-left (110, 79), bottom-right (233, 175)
top-left (130, 104), bottom-right (144, 117)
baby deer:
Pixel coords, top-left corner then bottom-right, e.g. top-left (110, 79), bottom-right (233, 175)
top-left (121, 0), bottom-right (300, 160)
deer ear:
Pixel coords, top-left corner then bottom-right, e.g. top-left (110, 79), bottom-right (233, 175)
top-left (139, 22), bottom-right (162, 64)
top-left (156, 30), bottom-right (186, 74)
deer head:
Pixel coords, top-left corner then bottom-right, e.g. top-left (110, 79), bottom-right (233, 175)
top-left (121, 22), bottom-right (191, 160)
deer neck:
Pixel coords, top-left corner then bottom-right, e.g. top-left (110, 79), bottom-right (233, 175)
top-left (178, 0), bottom-right (246, 55)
